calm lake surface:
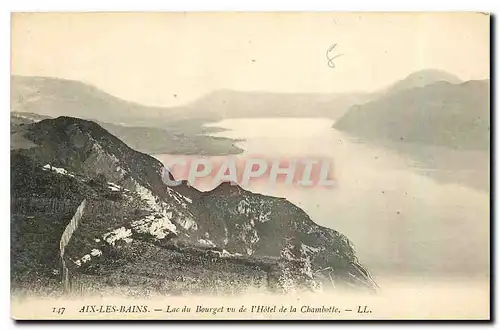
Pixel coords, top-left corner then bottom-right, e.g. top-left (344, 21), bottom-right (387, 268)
top-left (156, 118), bottom-right (490, 282)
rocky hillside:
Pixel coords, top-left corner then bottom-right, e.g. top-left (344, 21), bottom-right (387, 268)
top-left (10, 111), bottom-right (243, 156)
top-left (11, 116), bottom-right (377, 295)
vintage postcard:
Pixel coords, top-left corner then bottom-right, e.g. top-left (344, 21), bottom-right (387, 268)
top-left (10, 12), bottom-right (490, 320)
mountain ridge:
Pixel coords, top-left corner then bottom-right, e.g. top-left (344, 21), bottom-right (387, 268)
top-left (334, 78), bottom-right (490, 150)
top-left (11, 115), bottom-right (378, 295)
top-left (12, 69), bottom-right (468, 125)
top-left (11, 75), bottom-right (369, 124)
top-left (378, 69), bottom-right (463, 95)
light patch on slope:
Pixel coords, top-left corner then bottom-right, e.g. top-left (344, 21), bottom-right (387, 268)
top-left (221, 249), bottom-right (243, 257)
top-left (198, 239), bottom-right (216, 248)
top-left (134, 182), bottom-right (160, 210)
top-left (115, 166), bottom-right (127, 177)
top-left (132, 179), bottom-right (197, 232)
top-left (108, 152), bottom-right (120, 164)
top-left (280, 242), bottom-right (295, 260)
top-left (166, 187), bottom-right (189, 208)
top-left (223, 226), bottom-right (229, 245)
top-left (72, 249), bottom-right (103, 268)
top-left (300, 243), bottom-right (322, 256)
top-left (175, 216), bottom-right (197, 231)
top-left (107, 182), bottom-right (122, 191)
top-left (42, 164), bottom-right (75, 178)
top-left (132, 214), bottom-right (177, 239)
top-left (241, 222), bottom-right (259, 245)
top-left (91, 142), bottom-right (104, 153)
top-left (236, 199), bottom-right (251, 215)
top-left (103, 227), bottom-right (133, 246)
top-left (212, 249), bottom-right (243, 258)
top-left (258, 209), bottom-right (272, 223)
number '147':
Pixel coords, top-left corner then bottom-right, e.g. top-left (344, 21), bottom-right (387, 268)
top-left (52, 307), bottom-right (65, 315)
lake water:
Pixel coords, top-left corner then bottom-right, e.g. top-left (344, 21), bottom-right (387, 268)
top-left (156, 118), bottom-right (490, 282)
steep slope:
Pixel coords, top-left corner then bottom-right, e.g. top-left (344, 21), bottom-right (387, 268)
top-left (193, 183), bottom-right (376, 289)
top-left (11, 151), bottom-right (125, 291)
top-left (21, 117), bottom-right (169, 194)
top-left (334, 79), bottom-right (490, 150)
top-left (11, 116), bottom-right (377, 294)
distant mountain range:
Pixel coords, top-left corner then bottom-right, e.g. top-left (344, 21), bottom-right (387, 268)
top-left (377, 69), bottom-right (463, 96)
top-left (11, 75), bottom-right (370, 126)
top-left (10, 75), bottom-right (371, 155)
top-left (11, 116), bottom-right (377, 295)
top-left (11, 76), bottom-right (247, 156)
top-left (177, 89), bottom-right (370, 121)
top-left (334, 71), bottom-right (490, 150)
top-left (11, 70), bottom-right (479, 126)
top-left (11, 75), bottom-right (163, 124)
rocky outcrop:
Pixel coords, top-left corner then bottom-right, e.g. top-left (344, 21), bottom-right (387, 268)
top-left (11, 116), bottom-right (378, 294)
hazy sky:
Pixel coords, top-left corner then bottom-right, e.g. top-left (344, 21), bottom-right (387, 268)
top-left (11, 12), bottom-right (489, 107)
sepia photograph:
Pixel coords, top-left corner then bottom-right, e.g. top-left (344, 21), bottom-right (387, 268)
top-left (9, 12), bottom-right (490, 320)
